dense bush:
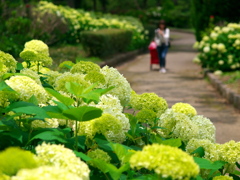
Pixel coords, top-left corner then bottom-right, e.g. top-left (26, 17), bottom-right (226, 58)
top-left (81, 29), bottom-right (132, 57)
top-left (190, 0), bottom-right (240, 41)
top-left (34, 1), bottom-right (148, 49)
top-left (193, 23), bottom-right (240, 72)
top-left (0, 39), bottom-right (240, 179)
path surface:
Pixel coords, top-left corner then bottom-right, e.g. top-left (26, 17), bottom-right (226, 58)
top-left (117, 30), bottom-right (240, 143)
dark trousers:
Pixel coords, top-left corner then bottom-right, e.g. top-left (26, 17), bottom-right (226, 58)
top-left (157, 45), bottom-right (168, 68)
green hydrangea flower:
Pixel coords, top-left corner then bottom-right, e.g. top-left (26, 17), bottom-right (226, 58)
top-left (0, 91), bottom-right (18, 107)
top-left (130, 91), bottom-right (168, 116)
top-left (101, 66), bottom-right (132, 106)
top-left (31, 118), bottom-right (59, 129)
top-left (191, 115), bottom-right (216, 142)
top-left (218, 140), bottom-right (240, 164)
top-left (0, 51), bottom-right (17, 76)
top-left (0, 147), bottom-right (39, 176)
top-left (157, 109), bottom-right (199, 143)
top-left (20, 68), bottom-right (41, 85)
top-left (84, 71), bottom-right (106, 85)
top-left (87, 149), bottom-right (111, 167)
top-left (77, 113), bottom-right (126, 143)
top-left (94, 94), bottom-right (130, 133)
top-left (12, 166), bottom-right (82, 180)
top-left (54, 72), bottom-right (90, 92)
top-left (213, 175), bottom-right (233, 180)
top-left (5, 75), bottom-right (49, 104)
top-left (130, 144), bottom-right (199, 179)
top-left (20, 40), bottom-right (52, 66)
top-left (186, 138), bottom-right (220, 162)
top-left (58, 60), bottom-right (75, 70)
top-left (70, 61), bottom-right (100, 74)
top-left (36, 143), bottom-right (90, 180)
top-left (136, 109), bottom-right (157, 126)
top-left (172, 102), bottom-right (197, 117)
top-left (44, 70), bottom-right (62, 86)
top-left (24, 39), bottom-right (49, 56)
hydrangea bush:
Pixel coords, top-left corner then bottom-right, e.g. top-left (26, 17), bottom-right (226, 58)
top-left (0, 40), bottom-right (240, 179)
top-left (193, 23), bottom-right (240, 72)
top-left (34, 1), bottom-right (148, 49)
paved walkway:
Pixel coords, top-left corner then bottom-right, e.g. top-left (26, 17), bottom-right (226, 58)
top-left (117, 31), bottom-right (240, 143)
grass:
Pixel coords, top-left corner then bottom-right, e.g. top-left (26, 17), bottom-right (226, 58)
top-left (219, 70), bottom-right (240, 94)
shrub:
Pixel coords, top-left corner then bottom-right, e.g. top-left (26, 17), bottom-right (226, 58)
top-left (193, 23), bottom-right (240, 71)
top-left (81, 29), bottom-right (132, 57)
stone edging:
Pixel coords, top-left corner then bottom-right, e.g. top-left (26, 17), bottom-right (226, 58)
top-left (98, 49), bottom-right (144, 68)
top-left (207, 73), bottom-right (240, 109)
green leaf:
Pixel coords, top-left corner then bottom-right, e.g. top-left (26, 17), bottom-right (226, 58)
top-left (131, 174), bottom-right (159, 180)
top-left (7, 101), bottom-right (49, 119)
top-left (111, 143), bottom-right (134, 164)
top-left (196, 175), bottom-right (204, 180)
top-left (81, 91), bottom-right (101, 103)
top-left (95, 138), bottom-right (112, 151)
top-left (151, 126), bottom-right (167, 130)
top-left (16, 62), bottom-right (24, 71)
top-left (191, 146), bottom-right (205, 157)
top-left (0, 81), bottom-right (15, 91)
top-left (74, 151), bottom-right (92, 161)
top-left (63, 64), bottom-right (72, 69)
top-left (194, 157), bottom-right (226, 170)
top-left (52, 100), bottom-right (69, 111)
top-left (45, 88), bottom-right (74, 106)
top-left (63, 106), bottom-right (102, 121)
top-left (232, 170), bottom-right (240, 176)
top-left (65, 82), bottom-right (84, 97)
top-left (28, 95), bottom-right (39, 105)
top-left (161, 138), bottom-right (182, 147)
top-left (29, 130), bottom-right (67, 143)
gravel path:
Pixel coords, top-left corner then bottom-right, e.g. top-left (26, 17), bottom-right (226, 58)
top-left (117, 30), bottom-right (240, 143)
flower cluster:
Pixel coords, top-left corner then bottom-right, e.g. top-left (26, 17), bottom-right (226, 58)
top-left (186, 139), bottom-right (240, 164)
top-left (20, 40), bottom-right (53, 67)
top-left (0, 51), bottom-right (17, 78)
top-left (130, 91), bottom-right (168, 116)
top-left (31, 118), bottom-right (59, 129)
top-left (0, 147), bottom-right (39, 176)
top-left (77, 113), bottom-right (126, 143)
top-left (101, 66), bottom-right (132, 106)
top-left (87, 149), bottom-right (111, 167)
top-left (94, 94), bottom-right (130, 132)
top-left (157, 109), bottom-right (216, 143)
top-left (172, 102), bottom-right (197, 117)
top-left (130, 144), bottom-right (199, 179)
top-left (36, 143), bottom-right (90, 180)
top-left (193, 23), bottom-right (240, 71)
top-left (70, 61), bottom-right (100, 74)
top-left (12, 166), bottom-right (82, 180)
top-left (213, 176), bottom-right (233, 180)
top-left (5, 75), bottom-right (49, 104)
top-left (20, 68), bottom-right (41, 85)
top-left (54, 72), bottom-right (90, 92)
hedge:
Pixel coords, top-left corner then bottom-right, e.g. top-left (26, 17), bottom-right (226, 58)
top-left (81, 29), bottom-right (132, 57)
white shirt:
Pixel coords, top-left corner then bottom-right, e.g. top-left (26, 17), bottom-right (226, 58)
top-left (154, 28), bottom-right (170, 46)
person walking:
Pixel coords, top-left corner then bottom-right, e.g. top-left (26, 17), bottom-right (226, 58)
top-left (154, 20), bottom-right (170, 73)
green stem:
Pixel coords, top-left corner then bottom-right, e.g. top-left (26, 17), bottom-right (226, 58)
top-left (74, 120), bottom-right (78, 151)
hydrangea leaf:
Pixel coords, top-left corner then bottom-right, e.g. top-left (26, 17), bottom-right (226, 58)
top-left (29, 130), bottom-right (67, 143)
top-left (74, 151), bottom-right (92, 162)
top-left (0, 81), bottom-right (15, 91)
top-left (194, 157), bottom-right (226, 170)
top-left (161, 138), bottom-right (182, 147)
top-left (45, 87), bottom-right (74, 106)
top-left (27, 95), bottom-right (39, 105)
top-left (16, 62), bottom-right (24, 71)
top-left (191, 146), bottom-right (205, 157)
top-left (65, 82), bottom-right (84, 97)
top-left (63, 106), bottom-right (102, 121)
